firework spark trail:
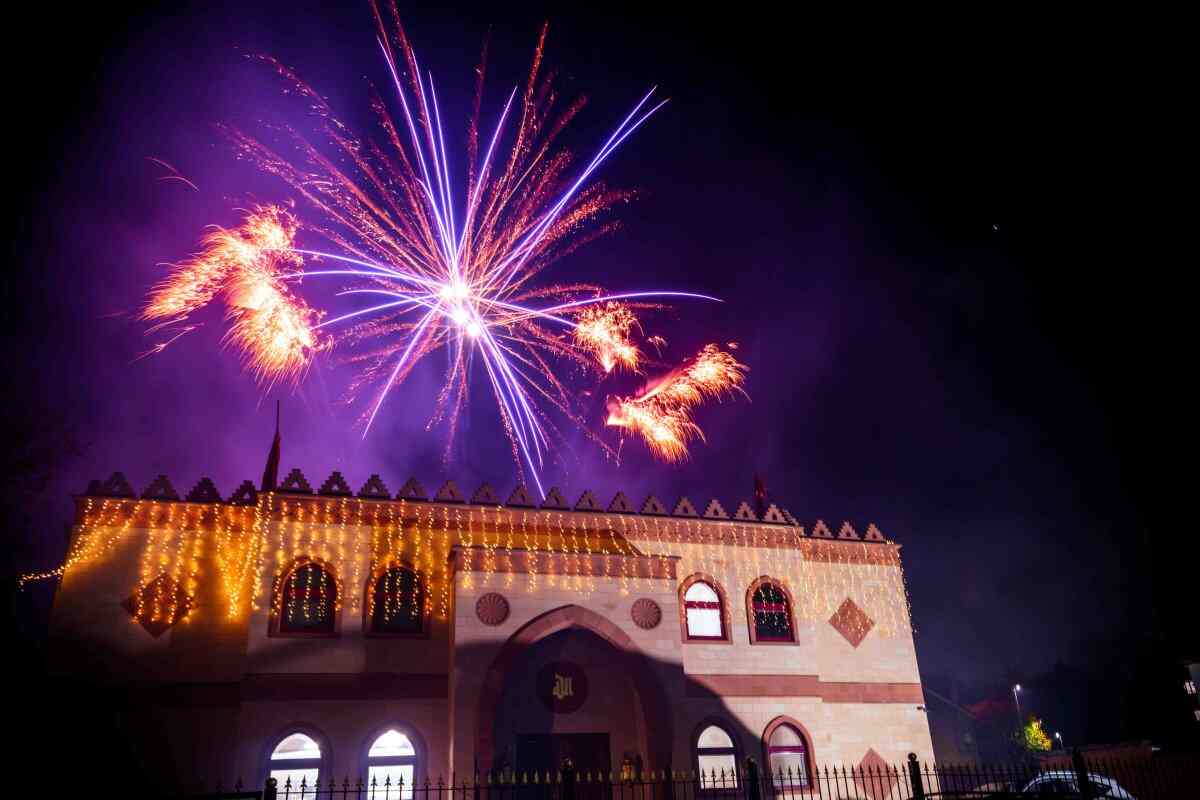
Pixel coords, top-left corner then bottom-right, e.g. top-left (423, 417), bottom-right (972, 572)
top-left (605, 344), bottom-right (748, 462)
top-left (141, 206), bottom-right (328, 384)
top-left (142, 2), bottom-right (749, 490)
top-left (574, 302), bottom-right (640, 373)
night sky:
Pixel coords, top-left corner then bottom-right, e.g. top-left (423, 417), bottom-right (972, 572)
top-left (3, 2), bottom-right (1191, 751)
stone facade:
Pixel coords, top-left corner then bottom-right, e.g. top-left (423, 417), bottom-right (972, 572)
top-left (46, 476), bottom-right (933, 789)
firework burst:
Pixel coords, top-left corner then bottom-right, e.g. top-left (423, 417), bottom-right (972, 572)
top-left (142, 2), bottom-right (747, 494)
top-left (606, 344), bottom-right (748, 462)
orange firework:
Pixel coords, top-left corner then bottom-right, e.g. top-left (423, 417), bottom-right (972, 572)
top-left (606, 344), bottom-right (748, 462)
top-left (142, 206), bottom-right (327, 384)
top-left (572, 302), bottom-right (640, 372)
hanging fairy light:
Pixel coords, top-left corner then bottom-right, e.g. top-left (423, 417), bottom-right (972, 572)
top-left (22, 484), bottom-right (912, 639)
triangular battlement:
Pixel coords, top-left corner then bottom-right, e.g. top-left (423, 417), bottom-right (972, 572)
top-left (76, 469), bottom-right (899, 545)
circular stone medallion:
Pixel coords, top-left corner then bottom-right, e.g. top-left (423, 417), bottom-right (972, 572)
top-left (475, 592), bottom-right (510, 626)
top-left (630, 598), bottom-right (662, 629)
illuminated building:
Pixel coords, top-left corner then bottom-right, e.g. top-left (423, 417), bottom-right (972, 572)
top-left (43, 463), bottom-right (934, 789)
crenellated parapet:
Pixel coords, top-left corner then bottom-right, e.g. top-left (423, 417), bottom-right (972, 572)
top-left (76, 468), bottom-right (897, 548)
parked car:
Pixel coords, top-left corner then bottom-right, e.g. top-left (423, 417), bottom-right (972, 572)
top-left (1021, 771), bottom-right (1135, 798)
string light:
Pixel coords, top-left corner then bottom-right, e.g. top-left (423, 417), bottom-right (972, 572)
top-left (21, 490), bottom-right (913, 638)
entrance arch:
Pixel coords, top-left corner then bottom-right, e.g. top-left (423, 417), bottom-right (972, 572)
top-left (475, 604), bottom-right (673, 773)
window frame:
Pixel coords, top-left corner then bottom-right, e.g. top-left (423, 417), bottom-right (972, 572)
top-left (692, 717), bottom-right (741, 790)
top-left (760, 717), bottom-right (814, 790)
top-left (360, 723), bottom-right (424, 799)
top-left (363, 561), bottom-right (431, 639)
top-left (263, 726), bottom-right (330, 794)
top-left (745, 577), bottom-right (797, 645)
top-left (269, 556), bottom-right (342, 638)
top-left (678, 573), bottom-right (731, 644)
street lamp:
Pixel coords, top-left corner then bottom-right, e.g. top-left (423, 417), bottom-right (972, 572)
top-left (1012, 684), bottom-right (1023, 729)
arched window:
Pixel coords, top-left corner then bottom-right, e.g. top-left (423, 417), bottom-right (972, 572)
top-left (268, 732), bottom-right (322, 793)
top-left (695, 722), bottom-right (739, 788)
top-left (274, 559), bottom-right (338, 635)
top-left (683, 580), bottom-right (726, 641)
top-left (748, 578), bottom-right (794, 643)
top-left (367, 565), bottom-right (426, 636)
top-left (766, 723), bottom-right (809, 788)
top-left (366, 729), bottom-right (418, 799)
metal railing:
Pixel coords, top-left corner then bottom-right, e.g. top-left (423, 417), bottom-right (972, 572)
top-left (181, 751), bottom-right (1200, 800)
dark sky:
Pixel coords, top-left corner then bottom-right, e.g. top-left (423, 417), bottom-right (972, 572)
top-left (3, 2), bottom-right (1191, 747)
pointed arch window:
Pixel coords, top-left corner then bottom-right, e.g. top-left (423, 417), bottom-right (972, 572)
top-left (748, 578), bottom-right (795, 643)
top-left (268, 732), bottom-right (322, 794)
top-left (367, 565), bottom-right (426, 636)
top-left (273, 558), bottom-right (339, 636)
top-left (685, 582), bottom-right (725, 639)
top-left (366, 729), bottom-right (418, 799)
top-left (679, 574), bottom-right (730, 643)
top-left (766, 723), bottom-right (810, 788)
top-left (695, 722), bottom-right (739, 788)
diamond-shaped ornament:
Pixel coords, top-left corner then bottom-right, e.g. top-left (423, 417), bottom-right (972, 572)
top-left (854, 749), bottom-right (896, 800)
top-left (122, 574), bottom-right (195, 637)
top-left (829, 597), bottom-right (874, 648)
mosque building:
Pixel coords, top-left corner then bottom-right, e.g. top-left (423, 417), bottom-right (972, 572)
top-left (45, 434), bottom-right (932, 791)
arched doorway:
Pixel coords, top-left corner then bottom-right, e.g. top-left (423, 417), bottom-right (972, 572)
top-left (475, 605), bottom-right (672, 775)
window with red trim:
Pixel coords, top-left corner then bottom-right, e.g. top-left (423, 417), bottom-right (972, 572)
top-left (751, 581), bottom-right (793, 642)
top-left (279, 562), bottom-right (337, 634)
top-left (684, 581), bottom-right (726, 640)
top-left (766, 724), bottom-right (809, 788)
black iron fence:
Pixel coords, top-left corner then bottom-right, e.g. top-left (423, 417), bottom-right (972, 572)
top-left (182, 752), bottom-right (1200, 800)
